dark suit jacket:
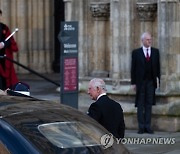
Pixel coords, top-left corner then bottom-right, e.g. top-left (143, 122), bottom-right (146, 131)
top-left (131, 47), bottom-right (160, 107)
top-left (88, 95), bottom-right (125, 138)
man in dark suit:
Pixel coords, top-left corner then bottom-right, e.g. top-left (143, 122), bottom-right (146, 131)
top-left (131, 32), bottom-right (160, 134)
top-left (87, 78), bottom-right (125, 138)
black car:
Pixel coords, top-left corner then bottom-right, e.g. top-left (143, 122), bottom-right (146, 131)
top-left (0, 95), bottom-right (129, 154)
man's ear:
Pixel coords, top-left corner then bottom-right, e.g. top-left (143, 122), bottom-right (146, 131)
top-left (96, 86), bottom-right (101, 93)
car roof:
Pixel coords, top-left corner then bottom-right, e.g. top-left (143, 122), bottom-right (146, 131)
top-left (0, 95), bottom-right (79, 118)
top-left (0, 96), bottom-right (130, 153)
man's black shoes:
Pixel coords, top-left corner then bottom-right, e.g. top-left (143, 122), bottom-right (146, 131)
top-left (145, 128), bottom-right (154, 134)
top-left (138, 128), bottom-right (154, 134)
top-left (137, 129), bottom-right (144, 134)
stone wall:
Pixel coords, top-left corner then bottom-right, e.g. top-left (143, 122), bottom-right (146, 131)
top-left (65, 0), bottom-right (179, 94)
top-left (158, 0), bottom-right (180, 93)
top-left (0, 0), bottom-right (54, 73)
top-left (69, 0), bottom-right (180, 131)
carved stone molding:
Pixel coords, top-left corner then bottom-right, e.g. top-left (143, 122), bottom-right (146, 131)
top-left (63, 0), bottom-right (72, 2)
top-left (90, 2), bottom-right (110, 21)
top-left (136, 2), bottom-right (157, 21)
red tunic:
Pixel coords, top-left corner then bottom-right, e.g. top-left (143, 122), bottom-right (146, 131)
top-left (0, 24), bottom-right (19, 88)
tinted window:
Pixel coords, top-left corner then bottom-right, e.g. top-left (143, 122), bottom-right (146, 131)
top-left (4, 109), bottom-right (106, 153)
top-left (38, 121), bottom-right (102, 148)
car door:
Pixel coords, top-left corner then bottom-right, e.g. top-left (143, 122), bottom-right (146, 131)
top-left (0, 119), bottom-right (40, 154)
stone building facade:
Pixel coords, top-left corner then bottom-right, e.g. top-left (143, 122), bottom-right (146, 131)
top-left (0, 0), bottom-right (179, 131)
top-left (0, 0), bottom-right (54, 73)
top-left (66, 0), bottom-right (180, 131)
top-left (65, 0), bottom-right (180, 94)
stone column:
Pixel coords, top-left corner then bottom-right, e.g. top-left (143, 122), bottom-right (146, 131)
top-left (1, 1), bottom-right (11, 26)
top-left (158, 0), bottom-right (180, 92)
top-left (37, 0), bottom-right (45, 71)
top-left (16, 0), bottom-right (28, 73)
top-left (31, 0), bottom-right (40, 71)
top-left (25, 0), bottom-right (53, 73)
top-left (78, 0), bottom-right (86, 77)
top-left (15, 0), bottom-right (52, 73)
top-left (136, 1), bottom-right (158, 44)
top-left (118, 0), bottom-right (132, 80)
top-left (27, 0), bottom-right (33, 65)
top-left (110, 0), bottom-right (132, 90)
top-left (10, 1), bottom-right (18, 35)
top-left (44, 0), bottom-right (52, 72)
top-left (63, 0), bottom-right (72, 21)
top-left (10, 0), bottom-right (19, 67)
top-left (110, 0), bottom-right (120, 79)
top-left (89, 2), bottom-right (110, 77)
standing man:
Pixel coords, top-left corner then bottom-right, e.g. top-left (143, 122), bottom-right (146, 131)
top-left (131, 32), bottom-right (160, 134)
top-left (0, 9), bottom-right (19, 90)
top-left (87, 78), bottom-right (125, 138)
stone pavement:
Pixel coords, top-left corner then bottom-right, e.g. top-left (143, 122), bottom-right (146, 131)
top-left (18, 73), bottom-right (180, 154)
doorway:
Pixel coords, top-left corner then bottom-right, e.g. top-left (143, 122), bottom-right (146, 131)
top-left (52, 0), bottom-right (64, 73)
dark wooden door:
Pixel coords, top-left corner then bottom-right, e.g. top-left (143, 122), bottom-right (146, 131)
top-left (52, 0), bottom-right (64, 73)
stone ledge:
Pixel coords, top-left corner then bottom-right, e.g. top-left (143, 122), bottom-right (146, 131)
top-left (118, 101), bottom-right (180, 116)
top-left (125, 114), bottom-right (180, 132)
top-left (79, 77), bottom-right (180, 96)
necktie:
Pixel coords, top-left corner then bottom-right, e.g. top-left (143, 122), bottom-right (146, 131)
top-left (146, 48), bottom-right (150, 61)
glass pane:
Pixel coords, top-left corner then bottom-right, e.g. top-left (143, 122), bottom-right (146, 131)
top-left (38, 121), bottom-right (103, 148)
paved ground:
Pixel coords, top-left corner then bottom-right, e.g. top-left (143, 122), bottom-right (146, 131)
top-left (18, 73), bottom-right (180, 154)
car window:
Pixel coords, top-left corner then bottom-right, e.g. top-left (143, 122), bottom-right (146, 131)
top-left (38, 121), bottom-right (103, 148)
top-left (0, 142), bottom-right (11, 154)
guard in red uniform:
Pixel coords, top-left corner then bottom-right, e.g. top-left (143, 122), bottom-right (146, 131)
top-left (0, 9), bottom-right (19, 90)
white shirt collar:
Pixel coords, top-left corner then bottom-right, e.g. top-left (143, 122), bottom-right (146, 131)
top-left (97, 93), bottom-right (106, 100)
top-left (143, 46), bottom-right (151, 56)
